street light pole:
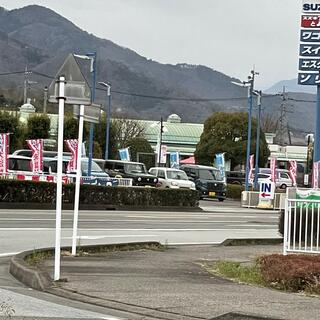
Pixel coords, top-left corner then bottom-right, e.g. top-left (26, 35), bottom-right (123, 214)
top-left (88, 52), bottom-right (96, 176)
top-left (244, 70), bottom-right (259, 192)
top-left (254, 91), bottom-right (262, 190)
top-left (157, 117), bottom-right (164, 167)
top-left (98, 82), bottom-right (111, 160)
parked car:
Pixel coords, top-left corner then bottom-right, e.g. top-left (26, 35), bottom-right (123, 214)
top-left (179, 164), bottom-right (227, 201)
top-left (258, 168), bottom-right (293, 189)
top-left (149, 167), bottom-right (196, 190)
top-left (8, 155), bottom-right (114, 186)
top-left (101, 159), bottom-right (158, 187)
top-left (226, 171), bottom-right (245, 185)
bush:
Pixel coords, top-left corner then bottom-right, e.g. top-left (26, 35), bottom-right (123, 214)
top-left (0, 179), bottom-right (199, 208)
top-left (259, 254), bottom-right (320, 293)
top-left (227, 184), bottom-right (244, 200)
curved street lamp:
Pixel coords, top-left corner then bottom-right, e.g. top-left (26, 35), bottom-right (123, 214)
top-left (98, 82), bottom-right (111, 160)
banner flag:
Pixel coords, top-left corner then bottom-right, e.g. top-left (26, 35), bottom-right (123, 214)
top-left (249, 154), bottom-right (254, 185)
top-left (160, 145), bottom-right (167, 164)
top-left (65, 139), bottom-right (78, 172)
top-left (170, 152), bottom-right (179, 168)
top-left (26, 139), bottom-right (43, 173)
top-left (119, 148), bottom-right (130, 161)
top-left (215, 153), bottom-right (226, 182)
top-left (0, 133), bottom-right (9, 174)
top-left (270, 157), bottom-right (277, 183)
top-left (289, 160), bottom-right (297, 186)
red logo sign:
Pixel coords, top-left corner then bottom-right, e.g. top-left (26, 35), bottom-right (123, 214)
top-left (301, 15), bottom-right (320, 28)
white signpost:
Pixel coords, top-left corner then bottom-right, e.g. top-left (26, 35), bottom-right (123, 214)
top-left (48, 54), bottom-right (91, 281)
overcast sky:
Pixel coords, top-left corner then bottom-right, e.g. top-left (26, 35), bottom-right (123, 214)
top-left (1, 0), bottom-right (301, 89)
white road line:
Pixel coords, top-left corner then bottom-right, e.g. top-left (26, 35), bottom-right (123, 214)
top-left (0, 218), bottom-right (256, 223)
top-left (0, 228), bottom-right (278, 231)
top-left (61, 235), bottom-right (158, 240)
top-left (227, 224), bottom-right (276, 227)
top-left (0, 252), bottom-right (19, 257)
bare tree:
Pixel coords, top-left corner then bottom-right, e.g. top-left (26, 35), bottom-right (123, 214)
top-left (261, 113), bottom-right (279, 133)
top-left (112, 116), bottom-right (145, 149)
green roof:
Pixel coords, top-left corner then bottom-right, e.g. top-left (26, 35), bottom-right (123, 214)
top-left (139, 120), bottom-right (203, 146)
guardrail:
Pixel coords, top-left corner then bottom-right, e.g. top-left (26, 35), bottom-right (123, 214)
top-left (0, 173), bottom-right (133, 187)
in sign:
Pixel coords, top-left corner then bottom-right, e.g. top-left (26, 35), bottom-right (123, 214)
top-left (259, 182), bottom-right (275, 200)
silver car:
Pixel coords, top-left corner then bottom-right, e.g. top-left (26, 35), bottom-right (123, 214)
top-left (149, 167), bottom-right (196, 190)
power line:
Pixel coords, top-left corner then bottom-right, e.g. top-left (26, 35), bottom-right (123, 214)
top-left (1, 69), bottom-right (281, 102)
top-left (0, 71), bottom-right (27, 76)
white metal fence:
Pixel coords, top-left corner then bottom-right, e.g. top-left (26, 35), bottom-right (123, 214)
top-left (283, 196), bottom-right (320, 255)
top-left (0, 172), bottom-right (133, 187)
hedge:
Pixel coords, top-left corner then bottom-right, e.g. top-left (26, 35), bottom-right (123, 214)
top-left (0, 180), bottom-right (199, 208)
top-left (227, 184), bottom-right (244, 200)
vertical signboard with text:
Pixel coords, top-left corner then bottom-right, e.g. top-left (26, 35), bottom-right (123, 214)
top-left (299, 1), bottom-right (320, 85)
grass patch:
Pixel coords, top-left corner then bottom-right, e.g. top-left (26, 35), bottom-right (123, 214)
top-left (75, 242), bottom-right (166, 256)
top-left (25, 250), bottom-right (53, 266)
top-left (207, 260), bottom-right (266, 286)
top-left (205, 254), bottom-right (320, 295)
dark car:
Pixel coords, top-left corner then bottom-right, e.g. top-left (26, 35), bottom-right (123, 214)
top-left (180, 164), bottom-right (227, 201)
top-left (226, 171), bottom-right (246, 185)
top-left (99, 159), bottom-right (158, 187)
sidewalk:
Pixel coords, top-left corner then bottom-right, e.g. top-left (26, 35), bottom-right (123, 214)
top-left (42, 244), bottom-right (320, 320)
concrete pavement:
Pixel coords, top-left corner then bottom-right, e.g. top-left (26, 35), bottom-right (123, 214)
top-left (33, 243), bottom-right (320, 320)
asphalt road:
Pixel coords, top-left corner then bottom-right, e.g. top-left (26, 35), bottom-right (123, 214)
top-left (0, 200), bottom-right (282, 320)
top-left (0, 200), bottom-right (281, 256)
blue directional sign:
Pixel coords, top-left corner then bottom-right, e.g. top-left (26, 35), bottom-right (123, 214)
top-left (298, 72), bottom-right (320, 85)
top-left (299, 58), bottom-right (320, 71)
top-left (298, 4), bottom-right (320, 86)
top-left (300, 44), bottom-right (320, 56)
top-left (300, 29), bottom-right (320, 42)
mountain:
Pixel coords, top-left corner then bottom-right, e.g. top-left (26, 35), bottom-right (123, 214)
top-left (265, 78), bottom-right (316, 95)
top-left (0, 5), bottom-right (315, 140)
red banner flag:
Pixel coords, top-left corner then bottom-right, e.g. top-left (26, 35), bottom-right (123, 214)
top-left (65, 139), bottom-right (78, 173)
top-left (289, 160), bottom-right (297, 186)
top-left (26, 139), bottom-right (43, 173)
top-left (0, 133), bottom-right (9, 174)
top-left (270, 157), bottom-right (277, 183)
top-left (248, 154), bottom-right (254, 185)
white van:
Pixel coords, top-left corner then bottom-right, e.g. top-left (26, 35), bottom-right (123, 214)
top-left (259, 168), bottom-right (293, 189)
top-left (149, 167), bottom-right (196, 190)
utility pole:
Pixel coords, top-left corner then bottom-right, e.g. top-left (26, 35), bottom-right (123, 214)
top-left (254, 91), bottom-right (262, 190)
top-left (278, 86), bottom-right (293, 146)
top-left (157, 117), bottom-right (164, 167)
top-left (244, 69), bottom-right (259, 191)
top-left (43, 86), bottom-right (48, 113)
top-left (23, 65), bottom-right (28, 104)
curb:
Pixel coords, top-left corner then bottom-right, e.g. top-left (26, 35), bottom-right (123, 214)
top-left (9, 241), bottom-right (161, 291)
top-left (0, 202), bottom-right (201, 211)
top-left (221, 238), bottom-right (283, 246)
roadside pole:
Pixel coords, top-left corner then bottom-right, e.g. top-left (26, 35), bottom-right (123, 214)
top-left (54, 76), bottom-right (65, 281)
top-left (71, 104), bottom-right (84, 256)
top-left (254, 92), bottom-right (262, 190)
top-left (314, 85), bottom-right (320, 162)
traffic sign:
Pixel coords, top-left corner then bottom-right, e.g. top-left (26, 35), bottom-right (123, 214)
top-left (73, 103), bottom-right (101, 123)
top-left (298, 2), bottom-right (320, 85)
top-left (259, 182), bottom-right (275, 200)
top-left (48, 54), bottom-right (91, 105)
